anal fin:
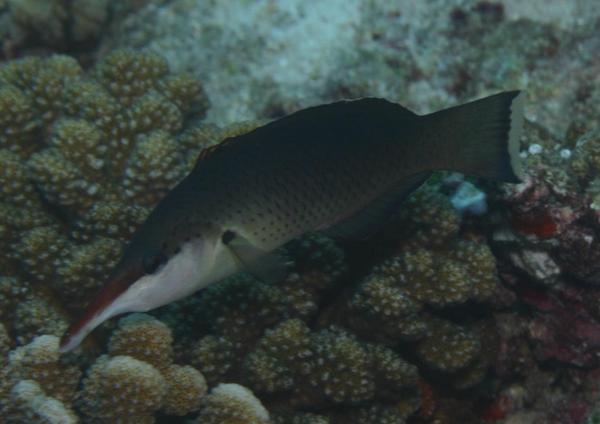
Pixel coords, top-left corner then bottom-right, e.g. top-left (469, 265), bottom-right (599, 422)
top-left (325, 172), bottom-right (432, 241)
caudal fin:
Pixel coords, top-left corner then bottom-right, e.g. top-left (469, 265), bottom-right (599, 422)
top-left (421, 90), bottom-right (524, 182)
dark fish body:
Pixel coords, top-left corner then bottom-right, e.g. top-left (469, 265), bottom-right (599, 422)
top-left (60, 91), bottom-right (524, 352)
top-left (150, 92), bottom-right (522, 252)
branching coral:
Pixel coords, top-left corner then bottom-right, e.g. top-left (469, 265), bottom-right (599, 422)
top-left (194, 383), bottom-right (270, 424)
top-left (2, 10), bottom-right (594, 420)
top-left (78, 355), bottom-right (166, 423)
top-left (0, 50), bottom-right (210, 323)
top-left (2, 380), bottom-right (78, 424)
top-left (414, 318), bottom-right (480, 373)
top-left (0, 0), bottom-right (112, 56)
top-left (5, 335), bottom-right (80, 404)
top-left (80, 313), bottom-right (208, 419)
top-left (241, 319), bottom-right (419, 414)
top-left (0, 323), bottom-right (10, 364)
top-left (162, 364), bottom-right (207, 416)
top-left (0, 48), bottom-right (217, 422)
top-left (108, 313), bottom-right (173, 371)
top-left (12, 295), bottom-right (68, 346)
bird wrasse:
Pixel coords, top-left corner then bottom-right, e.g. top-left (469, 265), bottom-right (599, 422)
top-left (59, 91), bottom-right (524, 352)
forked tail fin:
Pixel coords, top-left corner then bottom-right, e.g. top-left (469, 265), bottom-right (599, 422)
top-left (420, 90), bottom-right (524, 182)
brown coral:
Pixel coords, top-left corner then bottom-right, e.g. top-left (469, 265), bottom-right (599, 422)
top-left (6, 335), bottom-right (81, 403)
top-left (108, 313), bottom-right (173, 371)
top-left (78, 355), bottom-right (166, 423)
top-left (161, 364), bottom-right (207, 416)
top-left (194, 383), bottom-right (270, 424)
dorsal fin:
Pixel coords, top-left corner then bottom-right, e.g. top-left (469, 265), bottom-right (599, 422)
top-left (195, 136), bottom-right (238, 164)
top-left (194, 98), bottom-right (417, 166)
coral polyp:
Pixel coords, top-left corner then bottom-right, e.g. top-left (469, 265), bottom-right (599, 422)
top-left (1, 1), bottom-right (600, 422)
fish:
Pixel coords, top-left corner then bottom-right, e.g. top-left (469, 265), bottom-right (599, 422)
top-left (59, 90), bottom-right (524, 353)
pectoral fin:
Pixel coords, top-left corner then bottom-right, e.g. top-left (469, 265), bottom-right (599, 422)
top-left (222, 230), bottom-right (289, 283)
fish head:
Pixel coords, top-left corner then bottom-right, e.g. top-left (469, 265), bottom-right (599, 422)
top-left (59, 189), bottom-right (238, 353)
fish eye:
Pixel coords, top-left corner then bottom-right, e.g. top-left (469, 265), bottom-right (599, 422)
top-left (142, 251), bottom-right (167, 275)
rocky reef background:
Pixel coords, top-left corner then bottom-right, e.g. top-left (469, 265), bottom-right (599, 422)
top-left (1, 0), bottom-right (600, 423)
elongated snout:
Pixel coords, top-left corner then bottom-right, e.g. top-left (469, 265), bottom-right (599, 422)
top-left (59, 265), bottom-right (144, 353)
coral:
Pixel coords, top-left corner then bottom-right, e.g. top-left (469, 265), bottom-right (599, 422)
top-left (122, 130), bottom-right (187, 206)
top-left (0, 149), bottom-right (38, 206)
top-left (272, 412), bottom-right (330, 424)
top-left (2, 3), bottom-right (600, 422)
top-left (199, 274), bottom-right (289, 348)
top-left (243, 318), bottom-right (312, 394)
top-left (55, 237), bottom-right (122, 310)
top-left (96, 48), bottom-right (168, 105)
top-left (0, 49), bottom-right (210, 347)
top-left (345, 273), bottom-right (427, 343)
top-left (368, 344), bottom-right (419, 400)
top-left (414, 318), bottom-right (480, 373)
top-left (3, 380), bottom-right (78, 424)
top-left (16, 225), bottom-right (68, 283)
top-left (161, 364), bottom-right (207, 416)
top-left (0, 203), bottom-right (54, 272)
top-left (0, 86), bottom-right (39, 156)
top-left (71, 201), bottom-right (149, 243)
top-left (0, 322), bottom-right (10, 364)
top-left (0, 0), bottom-right (112, 56)
top-left (108, 313), bottom-right (173, 371)
top-left (0, 276), bottom-right (29, 324)
top-left (392, 240), bottom-right (497, 308)
top-left (194, 383), bottom-right (270, 424)
top-left (241, 319), bottom-right (418, 412)
top-left (5, 335), bottom-right (81, 403)
top-left (78, 355), bottom-right (166, 423)
top-left (191, 335), bottom-right (236, 386)
top-left (495, 125), bottom-right (600, 384)
top-left (310, 327), bottom-right (375, 404)
top-left (12, 295), bottom-right (68, 346)
top-left (334, 403), bottom-right (417, 424)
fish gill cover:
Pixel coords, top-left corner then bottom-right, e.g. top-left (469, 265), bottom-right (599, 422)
top-left (0, 1), bottom-right (600, 423)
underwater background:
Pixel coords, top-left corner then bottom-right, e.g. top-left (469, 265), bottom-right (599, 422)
top-left (1, 0), bottom-right (599, 423)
